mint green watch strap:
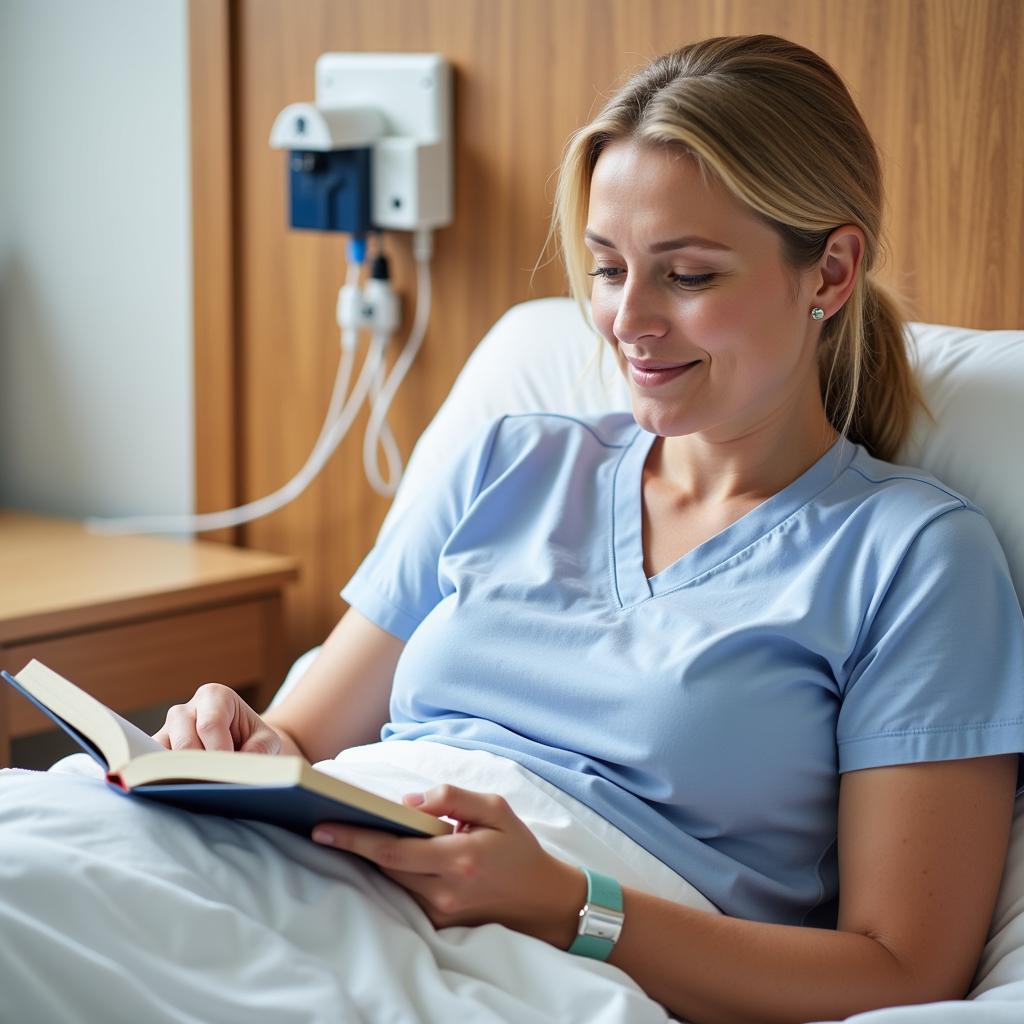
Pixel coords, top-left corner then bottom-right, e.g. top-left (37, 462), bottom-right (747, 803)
top-left (568, 867), bottom-right (624, 961)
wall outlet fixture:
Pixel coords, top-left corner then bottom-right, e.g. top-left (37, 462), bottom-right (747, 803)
top-left (270, 53), bottom-right (453, 234)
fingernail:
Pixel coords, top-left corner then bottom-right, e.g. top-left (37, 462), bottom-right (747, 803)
top-left (312, 828), bottom-right (335, 845)
top-left (404, 792), bottom-right (425, 806)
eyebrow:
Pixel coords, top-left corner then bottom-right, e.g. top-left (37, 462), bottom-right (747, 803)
top-left (584, 229), bottom-right (733, 253)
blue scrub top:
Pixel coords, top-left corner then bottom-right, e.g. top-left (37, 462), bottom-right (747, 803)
top-left (342, 412), bottom-right (1024, 926)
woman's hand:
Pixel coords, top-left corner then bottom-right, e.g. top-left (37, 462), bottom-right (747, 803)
top-left (311, 784), bottom-right (587, 948)
top-left (153, 683), bottom-right (283, 755)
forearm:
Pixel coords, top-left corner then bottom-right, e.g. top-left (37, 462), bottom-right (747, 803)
top-left (604, 889), bottom-right (933, 1024)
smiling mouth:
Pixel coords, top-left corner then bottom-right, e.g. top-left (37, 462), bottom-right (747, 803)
top-left (627, 360), bottom-right (701, 387)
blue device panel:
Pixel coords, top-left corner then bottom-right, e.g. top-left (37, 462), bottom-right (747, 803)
top-left (288, 147), bottom-right (373, 233)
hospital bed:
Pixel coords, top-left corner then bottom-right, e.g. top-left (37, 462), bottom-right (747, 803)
top-left (3, 297), bottom-right (1024, 1023)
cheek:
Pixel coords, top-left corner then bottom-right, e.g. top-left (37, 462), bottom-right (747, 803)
top-left (590, 284), bottom-right (769, 364)
top-left (589, 291), bottom-right (624, 365)
top-left (692, 289), bottom-right (760, 337)
top-left (589, 290), bottom-right (616, 339)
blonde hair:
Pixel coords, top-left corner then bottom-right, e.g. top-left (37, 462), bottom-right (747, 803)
top-left (550, 34), bottom-right (926, 460)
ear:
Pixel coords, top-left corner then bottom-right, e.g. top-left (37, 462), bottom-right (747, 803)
top-left (812, 225), bottom-right (865, 318)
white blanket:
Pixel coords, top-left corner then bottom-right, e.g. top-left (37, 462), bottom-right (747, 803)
top-left (0, 740), bottom-right (714, 1024)
top-left (3, 740), bottom-right (1024, 1023)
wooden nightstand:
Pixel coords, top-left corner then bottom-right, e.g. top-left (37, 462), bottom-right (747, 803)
top-left (0, 511), bottom-right (299, 767)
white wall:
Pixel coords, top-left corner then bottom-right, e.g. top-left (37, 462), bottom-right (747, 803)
top-left (0, 0), bottom-right (193, 519)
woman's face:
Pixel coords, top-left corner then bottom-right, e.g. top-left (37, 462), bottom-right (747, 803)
top-left (586, 141), bottom-right (825, 443)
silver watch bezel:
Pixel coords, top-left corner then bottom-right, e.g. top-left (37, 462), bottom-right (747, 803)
top-left (577, 900), bottom-right (625, 943)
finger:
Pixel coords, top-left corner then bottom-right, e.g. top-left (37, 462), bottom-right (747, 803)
top-left (311, 823), bottom-right (455, 874)
top-left (151, 726), bottom-right (172, 749)
top-left (191, 685), bottom-right (237, 752)
top-left (193, 710), bottom-right (235, 751)
top-left (409, 785), bottom-right (514, 830)
top-left (162, 704), bottom-right (204, 751)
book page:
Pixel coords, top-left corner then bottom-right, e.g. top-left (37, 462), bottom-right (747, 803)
top-left (109, 706), bottom-right (165, 760)
top-left (9, 660), bottom-right (164, 766)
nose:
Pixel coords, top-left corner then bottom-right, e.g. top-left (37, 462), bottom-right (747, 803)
top-left (611, 277), bottom-right (669, 348)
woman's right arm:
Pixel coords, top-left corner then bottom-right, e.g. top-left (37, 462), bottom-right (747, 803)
top-left (154, 608), bottom-right (404, 763)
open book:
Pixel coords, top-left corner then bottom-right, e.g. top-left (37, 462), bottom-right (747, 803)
top-left (1, 659), bottom-right (450, 838)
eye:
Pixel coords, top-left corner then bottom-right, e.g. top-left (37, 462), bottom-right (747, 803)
top-left (669, 273), bottom-right (716, 288)
top-left (587, 267), bottom-right (716, 289)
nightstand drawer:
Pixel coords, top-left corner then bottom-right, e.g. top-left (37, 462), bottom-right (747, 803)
top-left (2, 596), bottom-right (282, 738)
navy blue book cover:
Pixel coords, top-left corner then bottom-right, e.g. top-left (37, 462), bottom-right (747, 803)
top-left (2, 667), bottom-right (443, 839)
top-left (114, 780), bottom-right (435, 838)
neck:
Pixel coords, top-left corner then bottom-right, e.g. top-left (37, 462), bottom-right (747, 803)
top-left (649, 413), bottom-right (839, 507)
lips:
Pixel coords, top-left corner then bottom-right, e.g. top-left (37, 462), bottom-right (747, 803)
top-left (626, 358), bottom-right (700, 388)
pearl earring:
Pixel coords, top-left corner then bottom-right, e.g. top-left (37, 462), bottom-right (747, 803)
top-left (810, 307), bottom-right (825, 320)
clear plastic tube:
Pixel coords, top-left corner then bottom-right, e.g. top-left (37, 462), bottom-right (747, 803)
top-left (85, 312), bottom-right (379, 536)
top-left (361, 244), bottom-right (432, 497)
top-left (85, 231), bottom-right (432, 534)
top-left (364, 332), bottom-right (404, 495)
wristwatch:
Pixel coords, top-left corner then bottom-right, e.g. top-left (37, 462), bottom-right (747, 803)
top-left (568, 867), bottom-right (625, 961)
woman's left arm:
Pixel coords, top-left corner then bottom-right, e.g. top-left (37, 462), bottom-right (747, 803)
top-left (313, 754), bottom-right (1017, 1024)
top-left (602, 753), bottom-right (1017, 1024)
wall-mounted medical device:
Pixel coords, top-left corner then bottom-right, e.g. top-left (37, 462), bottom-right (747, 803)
top-left (269, 53), bottom-right (452, 233)
top-left (87, 53), bottom-right (452, 535)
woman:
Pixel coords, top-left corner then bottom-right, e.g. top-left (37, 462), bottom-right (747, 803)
top-left (38, 34), bottom-right (1024, 1023)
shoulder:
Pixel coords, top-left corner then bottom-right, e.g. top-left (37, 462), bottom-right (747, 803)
top-left (833, 444), bottom-right (999, 558)
top-left (814, 444), bottom-right (1015, 624)
top-left (833, 446), bottom-right (1017, 643)
top-left (842, 445), bottom-right (978, 521)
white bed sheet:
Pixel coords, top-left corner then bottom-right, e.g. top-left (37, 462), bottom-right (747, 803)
top-left (1, 740), bottom-right (714, 1024)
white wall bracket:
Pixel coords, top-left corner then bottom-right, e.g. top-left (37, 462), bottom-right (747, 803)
top-left (270, 52), bottom-right (453, 233)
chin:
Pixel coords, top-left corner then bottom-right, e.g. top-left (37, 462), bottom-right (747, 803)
top-left (629, 400), bottom-right (691, 439)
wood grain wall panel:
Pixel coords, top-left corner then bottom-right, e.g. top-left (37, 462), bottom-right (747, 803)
top-left (188, 0), bottom-right (240, 547)
top-left (191, 0), bottom-right (1024, 664)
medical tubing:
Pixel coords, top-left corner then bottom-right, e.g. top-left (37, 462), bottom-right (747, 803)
top-left (337, 257), bottom-right (363, 358)
top-left (364, 331), bottom-right (404, 495)
top-left (84, 232), bottom-right (431, 534)
top-left (316, 335), bottom-right (357, 451)
top-left (362, 249), bottom-right (402, 493)
top-left (361, 252), bottom-right (403, 496)
top-left (85, 319), bottom-right (382, 536)
top-left (362, 231), bottom-right (433, 497)
top-left (319, 259), bottom-right (363, 449)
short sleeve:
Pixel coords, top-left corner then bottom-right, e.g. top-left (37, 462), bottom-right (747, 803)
top-left (340, 417), bottom-right (503, 641)
top-left (837, 506), bottom-right (1024, 790)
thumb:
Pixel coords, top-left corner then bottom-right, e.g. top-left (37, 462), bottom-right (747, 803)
top-left (405, 785), bottom-right (512, 829)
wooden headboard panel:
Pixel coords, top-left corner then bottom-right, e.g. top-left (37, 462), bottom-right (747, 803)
top-left (190, 0), bottom-right (1023, 658)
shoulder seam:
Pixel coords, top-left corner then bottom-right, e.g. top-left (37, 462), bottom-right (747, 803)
top-left (847, 463), bottom-right (971, 510)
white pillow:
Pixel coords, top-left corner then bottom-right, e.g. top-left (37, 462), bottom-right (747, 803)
top-left (900, 324), bottom-right (1024, 607)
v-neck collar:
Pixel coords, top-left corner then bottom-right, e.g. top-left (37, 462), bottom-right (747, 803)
top-left (610, 427), bottom-right (857, 607)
